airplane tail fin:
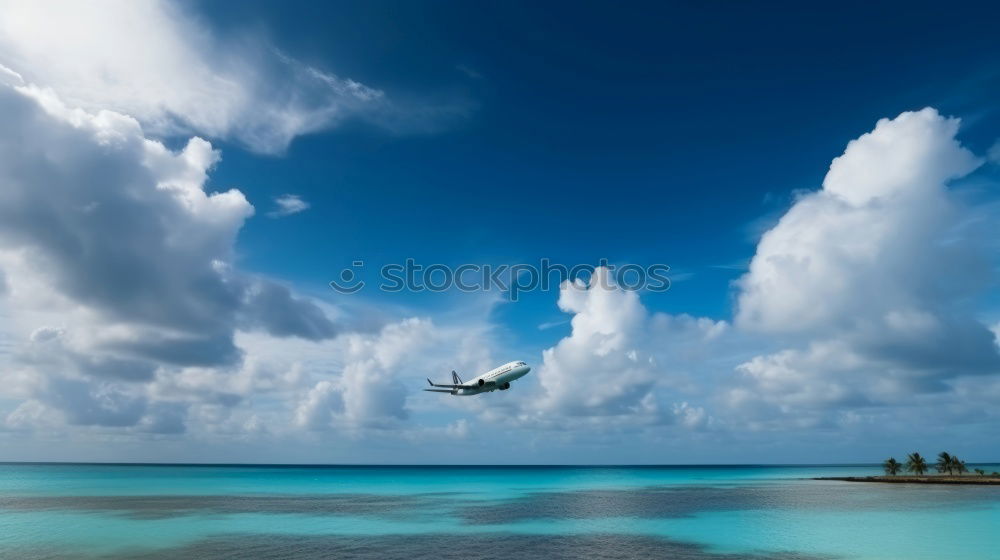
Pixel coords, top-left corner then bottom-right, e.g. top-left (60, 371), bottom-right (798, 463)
top-left (452, 370), bottom-right (462, 384)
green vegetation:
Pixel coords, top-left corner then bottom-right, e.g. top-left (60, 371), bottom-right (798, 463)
top-left (822, 455), bottom-right (1000, 484)
top-left (821, 452), bottom-right (999, 483)
top-left (906, 452), bottom-right (928, 475)
top-left (935, 452), bottom-right (968, 475)
top-left (936, 452), bottom-right (954, 474)
top-left (884, 451), bottom-right (979, 477)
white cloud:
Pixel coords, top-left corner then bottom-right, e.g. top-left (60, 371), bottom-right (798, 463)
top-left (730, 108), bottom-right (1000, 424)
top-left (736, 109), bottom-right (982, 333)
top-left (0, 6), bottom-right (996, 461)
top-left (525, 267), bottom-right (724, 430)
top-left (0, 71), bottom-right (338, 432)
top-left (295, 380), bottom-right (343, 431)
top-left (0, 0), bottom-right (461, 154)
top-left (43, 377), bottom-right (147, 428)
top-left (989, 140), bottom-right (1000, 164)
top-left (0, 0), bottom-right (486, 456)
top-left (268, 194), bottom-right (310, 218)
top-left (672, 401), bottom-right (710, 430)
top-left (533, 269), bottom-right (658, 417)
top-left (295, 316), bottom-right (497, 432)
top-left (444, 418), bottom-right (470, 438)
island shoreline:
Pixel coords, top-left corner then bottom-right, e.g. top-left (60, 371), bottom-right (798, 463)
top-left (815, 476), bottom-right (1000, 485)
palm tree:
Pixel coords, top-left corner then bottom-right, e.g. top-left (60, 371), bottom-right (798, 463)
top-left (906, 452), bottom-right (928, 475)
top-left (883, 457), bottom-right (902, 476)
top-left (936, 452), bottom-right (954, 475)
top-left (952, 456), bottom-right (968, 475)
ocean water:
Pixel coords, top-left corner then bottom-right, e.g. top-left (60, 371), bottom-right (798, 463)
top-left (1, 464), bottom-right (998, 559)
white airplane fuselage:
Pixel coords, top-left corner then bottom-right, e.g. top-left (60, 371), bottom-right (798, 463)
top-left (458, 361), bottom-right (531, 395)
top-left (426, 361), bottom-right (531, 396)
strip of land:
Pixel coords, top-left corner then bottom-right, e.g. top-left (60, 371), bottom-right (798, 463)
top-left (815, 476), bottom-right (1000, 485)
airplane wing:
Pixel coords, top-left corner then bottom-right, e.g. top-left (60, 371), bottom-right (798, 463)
top-left (426, 378), bottom-right (465, 389)
top-left (426, 378), bottom-right (496, 389)
top-left (424, 388), bottom-right (454, 393)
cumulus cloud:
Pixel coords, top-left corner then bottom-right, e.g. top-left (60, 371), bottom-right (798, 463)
top-left (0, 0), bottom-right (464, 154)
top-left (730, 108), bottom-right (1000, 425)
top-left (240, 282), bottom-right (336, 340)
top-left (0, 0), bottom-right (995, 460)
top-left (525, 268), bottom-right (724, 430)
top-left (0, 72), bottom-right (491, 444)
top-left (296, 317), bottom-right (495, 432)
top-left (533, 269), bottom-right (659, 417)
top-left (0, 1), bottom-right (479, 452)
top-left (267, 194), bottom-right (310, 218)
top-left (295, 319), bottom-right (430, 430)
top-left (42, 377), bottom-right (148, 428)
top-left (672, 401), bottom-right (710, 430)
top-left (737, 109), bottom-right (983, 333)
top-left (0, 70), bottom-right (337, 431)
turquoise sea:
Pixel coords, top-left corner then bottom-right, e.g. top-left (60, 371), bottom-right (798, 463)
top-left (1, 464), bottom-right (998, 559)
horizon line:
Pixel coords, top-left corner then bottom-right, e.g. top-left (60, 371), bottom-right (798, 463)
top-left (2, 461), bottom-right (998, 468)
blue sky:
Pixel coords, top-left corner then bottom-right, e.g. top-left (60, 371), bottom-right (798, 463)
top-left (0, 0), bottom-right (998, 463)
top-left (205, 0), bottom-right (1000, 318)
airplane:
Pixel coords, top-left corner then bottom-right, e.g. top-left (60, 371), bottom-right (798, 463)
top-left (425, 361), bottom-right (531, 395)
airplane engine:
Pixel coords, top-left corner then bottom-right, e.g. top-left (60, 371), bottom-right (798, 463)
top-left (499, 382), bottom-right (510, 390)
top-left (478, 379), bottom-right (485, 386)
